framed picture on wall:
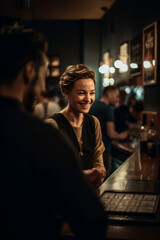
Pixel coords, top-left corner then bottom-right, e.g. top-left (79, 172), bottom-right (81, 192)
top-left (142, 21), bottom-right (157, 86)
top-left (48, 55), bottom-right (61, 78)
top-left (130, 34), bottom-right (142, 77)
top-left (50, 56), bottom-right (60, 67)
top-left (50, 67), bottom-right (60, 77)
top-left (119, 42), bottom-right (129, 73)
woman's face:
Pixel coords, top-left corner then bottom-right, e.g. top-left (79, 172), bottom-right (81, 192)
top-left (66, 78), bottom-right (95, 114)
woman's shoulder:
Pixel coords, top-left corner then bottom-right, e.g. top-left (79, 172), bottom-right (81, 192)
top-left (90, 114), bottom-right (99, 123)
top-left (89, 114), bottom-right (101, 129)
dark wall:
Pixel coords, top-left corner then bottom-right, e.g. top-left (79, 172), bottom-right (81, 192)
top-left (101, 0), bottom-right (160, 112)
top-left (1, 16), bottom-right (101, 96)
top-left (24, 20), bottom-right (82, 73)
top-left (83, 20), bottom-right (101, 99)
top-left (23, 19), bottom-right (101, 98)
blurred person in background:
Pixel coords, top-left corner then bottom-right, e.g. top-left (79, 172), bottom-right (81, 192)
top-left (89, 86), bottom-right (128, 177)
top-left (115, 92), bottom-right (144, 132)
top-left (47, 86), bottom-right (68, 110)
top-left (34, 90), bottom-right (60, 120)
top-left (128, 99), bottom-right (144, 124)
top-left (114, 90), bottom-right (129, 133)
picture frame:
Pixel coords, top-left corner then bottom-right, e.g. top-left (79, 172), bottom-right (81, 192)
top-left (50, 56), bottom-right (60, 67)
top-left (119, 42), bottom-right (129, 73)
top-left (48, 55), bottom-right (61, 78)
top-left (142, 21), bottom-right (157, 86)
top-left (103, 51), bottom-right (111, 65)
top-left (130, 34), bottom-right (142, 77)
top-left (50, 67), bottom-right (60, 77)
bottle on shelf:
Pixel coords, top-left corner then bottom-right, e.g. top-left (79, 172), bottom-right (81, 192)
top-left (147, 118), bottom-right (157, 158)
top-left (140, 114), bottom-right (148, 152)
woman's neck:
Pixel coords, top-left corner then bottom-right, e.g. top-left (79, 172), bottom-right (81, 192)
top-left (61, 106), bottom-right (83, 127)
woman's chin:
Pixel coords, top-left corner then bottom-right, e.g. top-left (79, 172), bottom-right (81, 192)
top-left (79, 108), bottom-right (90, 114)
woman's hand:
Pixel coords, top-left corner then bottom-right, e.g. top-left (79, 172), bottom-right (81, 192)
top-left (83, 168), bottom-right (104, 188)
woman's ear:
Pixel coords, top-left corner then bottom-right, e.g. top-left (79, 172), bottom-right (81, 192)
top-left (62, 89), bottom-right (70, 99)
top-left (23, 61), bottom-right (35, 85)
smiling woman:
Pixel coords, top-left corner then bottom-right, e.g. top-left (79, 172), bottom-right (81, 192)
top-left (65, 78), bottom-right (95, 115)
top-left (46, 64), bottom-right (106, 188)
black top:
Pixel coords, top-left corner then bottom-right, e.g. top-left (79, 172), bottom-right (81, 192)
top-left (114, 105), bottom-right (130, 133)
top-left (89, 101), bottom-right (115, 153)
top-left (50, 113), bottom-right (95, 170)
top-left (0, 97), bottom-right (107, 240)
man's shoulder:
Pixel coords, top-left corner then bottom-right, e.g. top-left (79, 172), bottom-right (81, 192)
top-left (92, 101), bottom-right (112, 112)
top-left (16, 110), bottom-right (59, 141)
top-left (92, 100), bottom-right (102, 107)
top-left (25, 114), bottom-right (76, 156)
top-left (27, 114), bottom-right (60, 137)
top-left (105, 103), bottom-right (113, 112)
top-left (90, 100), bottom-right (102, 111)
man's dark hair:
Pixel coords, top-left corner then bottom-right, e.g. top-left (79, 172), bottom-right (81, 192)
top-left (102, 85), bottom-right (117, 96)
top-left (0, 26), bottom-right (48, 85)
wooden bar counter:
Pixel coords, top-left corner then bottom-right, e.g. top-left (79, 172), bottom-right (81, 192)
top-left (99, 141), bottom-right (160, 240)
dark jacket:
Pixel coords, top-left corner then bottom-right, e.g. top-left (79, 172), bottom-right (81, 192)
top-left (1, 97), bottom-right (107, 240)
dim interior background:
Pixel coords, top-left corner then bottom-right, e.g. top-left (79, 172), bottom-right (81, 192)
top-left (0, 0), bottom-right (160, 111)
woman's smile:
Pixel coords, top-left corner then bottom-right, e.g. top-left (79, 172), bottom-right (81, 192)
top-left (67, 78), bottom-right (95, 114)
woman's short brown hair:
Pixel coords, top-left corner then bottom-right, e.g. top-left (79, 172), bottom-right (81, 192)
top-left (59, 64), bottom-right (96, 93)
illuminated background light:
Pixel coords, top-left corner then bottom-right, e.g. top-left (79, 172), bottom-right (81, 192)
top-left (104, 72), bottom-right (109, 77)
top-left (99, 64), bottom-right (109, 74)
top-left (114, 60), bottom-right (123, 68)
top-left (109, 67), bottom-right (115, 74)
top-left (109, 78), bottom-right (115, 85)
top-left (120, 64), bottom-right (128, 72)
top-left (143, 61), bottom-right (151, 68)
top-left (120, 86), bottom-right (144, 100)
top-left (103, 78), bottom-right (110, 87)
top-left (125, 87), bottom-right (131, 94)
top-left (130, 63), bottom-right (138, 69)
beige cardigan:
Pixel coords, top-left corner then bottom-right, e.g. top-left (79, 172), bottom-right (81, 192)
top-left (46, 115), bottom-right (106, 178)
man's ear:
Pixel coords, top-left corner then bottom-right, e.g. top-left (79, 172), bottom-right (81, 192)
top-left (23, 61), bottom-right (35, 85)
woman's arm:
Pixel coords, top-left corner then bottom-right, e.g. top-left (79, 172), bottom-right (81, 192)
top-left (91, 116), bottom-right (106, 183)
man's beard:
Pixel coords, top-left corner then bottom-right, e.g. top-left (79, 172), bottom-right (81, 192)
top-left (23, 72), bottom-right (39, 114)
top-left (24, 87), bottom-right (37, 113)
top-left (109, 102), bottom-right (115, 107)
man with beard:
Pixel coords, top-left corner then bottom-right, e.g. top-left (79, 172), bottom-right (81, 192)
top-left (89, 86), bottom-right (128, 177)
top-left (0, 27), bottom-right (107, 239)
